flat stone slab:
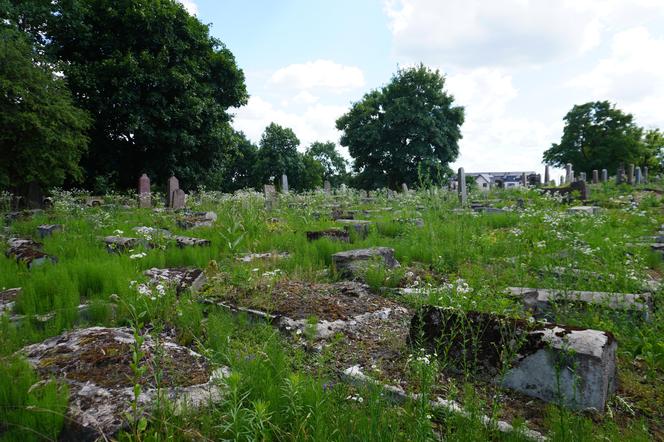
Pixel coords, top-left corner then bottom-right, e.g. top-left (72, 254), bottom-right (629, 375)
top-left (102, 236), bottom-right (142, 253)
top-left (335, 219), bottom-right (373, 238)
top-left (20, 327), bottom-right (228, 441)
top-left (6, 237), bottom-right (57, 268)
top-left (236, 252), bottom-right (290, 263)
top-left (332, 247), bottom-right (399, 278)
top-left (144, 267), bottom-right (207, 295)
top-left (410, 306), bottom-right (617, 411)
top-left (306, 228), bottom-right (350, 242)
top-left (508, 287), bottom-right (653, 320)
top-left (567, 206), bottom-right (602, 215)
top-left (132, 227), bottom-right (210, 248)
top-left (176, 211), bottom-right (217, 229)
top-left (37, 224), bottom-right (63, 238)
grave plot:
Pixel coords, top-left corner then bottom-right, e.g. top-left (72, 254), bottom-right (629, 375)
top-left (5, 237), bottom-right (57, 268)
top-left (19, 327), bottom-right (227, 441)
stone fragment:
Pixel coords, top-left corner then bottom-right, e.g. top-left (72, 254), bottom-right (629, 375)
top-left (37, 224), bottom-right (63, 238)
top-left (20, 327), bottom-right (228, 441)
top-left (567, 206), bottom-right (602, 215)
top-left (281, 174), bottom-right (289, 193)
top-left (410, 306), bottom-right (617, 411)
top-left (102, 236), bottom-right (141, 253)
top-left (306, 228), bottom-right (350, 242)
top-left (236, 252), bottom-right (290, 263)
top-left (324, 180), bottom-right (331, 194)
top-left (6, 238), bottom-right (56, 268)
top-left (0, 287), bottom-right (20, 314)
top-left (336, 219), bottom-right (373, 238)
top-left (144, 267), bottom-right (207, 295)
top-left (177, 211), bottom-right (217, 229)
top-left (507, 287), bottom-right (652, 320)
top-left (332, 247), bottom-right (400, 278)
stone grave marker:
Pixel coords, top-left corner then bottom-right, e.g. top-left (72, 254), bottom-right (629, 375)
top-left (627, 164), bottom-right (634, 184)
top-left (458, 167), bottom-right (467, 205)
top-left (171, 188), bottom-right (186, 210)
top-left (324, 180), bottom-right (331, 194)
top-left (167, 176), bottom-right (179, 208)
top-left (544, 165), bottom-right (550, 184)
top-left (592, 170), bottom-right (599, 184)
top-left (635, 166), bottom-right (642, 184)
top-left (264, 184), bottom-right (276, 210)
top-left (601, 169), bottom-right (608, 182)
top-left (401, 183), bottom-right (409, 193)
top-left (138, 174), bottom-right (151, 208)
top-left (643, 166), bottom-right (648, 183)
top-left (565, 163), bottom-right (573, 183)
top-left (281, 174), bottom-right (289, 193)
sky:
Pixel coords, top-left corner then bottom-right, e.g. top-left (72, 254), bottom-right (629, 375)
top-left (180, 0), bottom-right (664, 176)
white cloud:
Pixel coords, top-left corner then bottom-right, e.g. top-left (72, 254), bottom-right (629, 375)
top-left (232, 96), bottom-right (346, 148)
top-left (178, 0), bottom-right (198, 15)
top-left (269, 60), bottom-right (365, 92)
top-left (567, 27), bottom-right (664, 127)
top-left (384, 0), bottom-right (664, 68)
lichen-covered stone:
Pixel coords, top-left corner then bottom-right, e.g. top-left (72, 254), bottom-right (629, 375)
top-left (332, 247), bottom-right (399, 278)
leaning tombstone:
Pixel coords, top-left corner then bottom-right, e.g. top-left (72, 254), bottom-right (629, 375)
top-left (458, 167), bottom-right (467, 205)
top-left (167, 176), bottom-right (179, 208)
top-left (635, 167), bottom-right (642, 184)
top-left (592, 170), bottom-right (599, 184)
top-left (171, 189), bottom-right (186, 210)
top-left (138, 174), bottom-right (151, 208)
top-left (601, 169), bottom-right (608, 182)
top-left (627, 164), bottom-right (635, 185)
top-left (281, 174), bottom-right (289, 193)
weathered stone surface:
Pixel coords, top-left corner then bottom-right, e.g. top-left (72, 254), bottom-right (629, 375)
top-left (332, 247), bottom-right (400, 278)
top-left (331, 209), bottom-right (357, 220)
top-left (171, 188), bottom-right (186, 210)
top-left (236, 252), bottom-right (290, 263)
top-left (6, 238), bottom-right (57, 268)
top-left (306, 228), bottom-right (350, 242)
top-left (144, 267), bottom-right (207, 295)
top-left (174, 235), bottom-right (210, 248)
top-left (138, 174), bottom-right (151, 208)
top-left (323, 180), bottom-right (331, 194)
top-left (395, 218), bottom-right (425, 228)
top-left (472, 206), bottom-right (507, 214)
top-left (410, 306), bottom-right (617, 411)
top-left (336, 219), bottom-right (373, 238)
top-left (281, 174), bottom-right (289, 193)
top-left (103, 236), bottom-right (141, 253)
top-left (132, 226), bottom-right (210, 248)
top-left (20, 327), bottom-right (227, 441)
top-left (567, 206), bottom-right (602, 215)
top-left (507, 287), bottom-right (652, 320)
top-left (0, 287), bottom-right (20, 314)
top-left (167, 176), bottom-right (179, 208)
top-left (37, 224), bottom-right (63, 238)
top-left (458, 167), bottom-right (467, 205)
top-left (177, 211), bottom-right (217, 229)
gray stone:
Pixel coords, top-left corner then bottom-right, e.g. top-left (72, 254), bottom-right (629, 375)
top-left (601, 169), bottom-right (608, 182)
top-left (567, 206), bottom-right (602, 215)
top-left (410, 306), bottom-right (617, 411)
top-left (236, 252), bottom-right (289, 263)
top-left (324, 180), bottom-right (331, 194)
top-left (635, 166), bottom-right (642, 184)
top-left (507, 287), bottom-right (652, 320)
top-left (171, 188), bottom-right (186, 210)
top-left (458, 167), bottom-right (467, 205)
top-left (544, 166), bottom-right (550, 185)
top-left (37, 224), bottom-right (63, 238)
top-left (167, 176), bottom-right (179, 207)
top-left (627, 164), bottom-right (634, 184)
top-left (401, 183), bottom-right (409, 193)
top-left (336, 219), bottom-right (373, 238)
top-left (281, 174), bottom-right (289, 193)
top-left (6, 237), bottom-right (56, 268)
top-left (579, 172), bottom-right (586, 181)
top-left (177, 211), bottom-right (217, 229)
top-left (138, 174), bottom-right (151, 208)
top-left (643, 166), bottom-right (648, 183)
top-left (144, 267), bottom-right (207, 295)
top-left (592, 170), bottom-right (599, 184)
top-left (103, 236), bottom-right (141, 253)
top-left (306, 228), bottom-right (350, 242)
top-left (264, 184), bottom-right (276, 210)
top-left (565, 163), bottom-right (573, 183)
top-left (0, 287), bottom-right (20, 314)
top-left (332, 247), bottom-right (400, 278)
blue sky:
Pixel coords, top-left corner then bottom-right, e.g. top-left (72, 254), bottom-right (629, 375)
top-left (181, 0), bottom-right (664, 178)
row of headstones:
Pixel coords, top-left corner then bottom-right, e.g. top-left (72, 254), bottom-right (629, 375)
top-left (137, 174), bottom-right (185, 209)
top-left (558, 163), bottom-right (648, 186)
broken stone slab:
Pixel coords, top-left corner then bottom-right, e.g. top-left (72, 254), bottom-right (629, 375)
top-left (102, 236), bottom-right (142, 253)
top-left (144, 267), bottom-right (207, 295)
top-left (341, 365), bottom-right (546, 442)
top-left (176, 211), bottom-right (217, 229)
top-left (410, 306), bottom-right (617, 411)
top-left (306, 228), bottom-right (350, 242)
top-left (508, 287), bottom-right (653, 320)
top-left (20, 327), bottom-right (228, 441)
top-left (567, 206), bottom-right (602, 215)
top-left (332, 247), bottom-right (400, 278)
top-left (331, 209), bottom-right (357, 220)
top-left (0, 287), bottom-right (20, 314)
top-left (6, 237), bottom-right (57, 268)
top-left (132, 226), bottom-right (210, 248)
top-left (236, 251), bottom-right (290, 263)
top-left (37, 224), bottom-right (63, 238)
top-left (336, 219), bottom-right (373, 238)
top-left (173, 235), bottom-right (211, 248)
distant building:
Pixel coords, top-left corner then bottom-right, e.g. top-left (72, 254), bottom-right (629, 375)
top-left (450, 171), bottom-right (539, 191)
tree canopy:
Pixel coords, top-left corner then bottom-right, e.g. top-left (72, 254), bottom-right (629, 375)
top-left (0, 26), bottom-right (90, 191)
top-left (336, 64), bottom-right (464, 190)
top-left (7, 0), bottom-right (247, 191)
top-left (306, 141), bottom-right (348, 186)
top-left (543, 101), bottom-right (645, 175)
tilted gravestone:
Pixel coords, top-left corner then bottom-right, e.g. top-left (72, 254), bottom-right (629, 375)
top-left (171, 189), bottom-right (186, 210)
top-left (138, 174), bottom-right (151, 208)
top-left (167, 176), bottom-right (180, 208)
top-left (458, 167), bottom-right (467, 205)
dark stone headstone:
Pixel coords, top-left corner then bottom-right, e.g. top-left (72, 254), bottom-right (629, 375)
top-left (167, 176), bottom-right (180, 208)
top-left (171, 189), bottom-right (186, 210)
top-left (138, 174), bottom-right (151, 208)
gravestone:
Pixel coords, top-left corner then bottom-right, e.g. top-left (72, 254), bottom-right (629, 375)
top-left (26, 181), bottom-right (44, 209)
top-left (579, 172), bottom-right (586, 181)
top-left (171, 189), bottom-right (186, 210)
top-left (264, 184), bottom-right (276, 210)
top-left (521, 173), bottom-right (527, 186)
top-left (458, 167), bottom-right (467, 205)
top-left (601, 169), bottom-right (608, 182)
top-left (138, 174), bottom-right (151, 208)
top-left (324, 180), bottom-right (331, 194)
top-left (592, 170), bottom-right (599, 184)
top-left (565, 163), bottom-right (573, 183)
top-left (281, 174), bottom-right (289, 193)
top-left (544, 166), bottom-right (550, 184)
top-left (627, 164), bottom-right (634, 184)
top-left (401, 183), bottom-right (409, 193)
top-left (359, 189), bottom-right (368, 198)
top-left (635, 167), bottom-right (642, 184)
top-left (616, 166), bottom-right (624, 184)
top-left (643, 166), bottom-right (649, 183)
top-left (167, 176), bottom-right (179, 208)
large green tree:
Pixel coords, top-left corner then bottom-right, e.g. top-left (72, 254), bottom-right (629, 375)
top-left (641, 129), bottom-right (664, 174)
top-left (7, 0), bottom-right (247, 191)
top-left (0, 26), bottom-right (90, 190)
top-left (336, 64), bottom-right (464, 189)
top-left (306, 141), bottom-right (348, 186)
top-left (543, 101), bottom-right (644, 176)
